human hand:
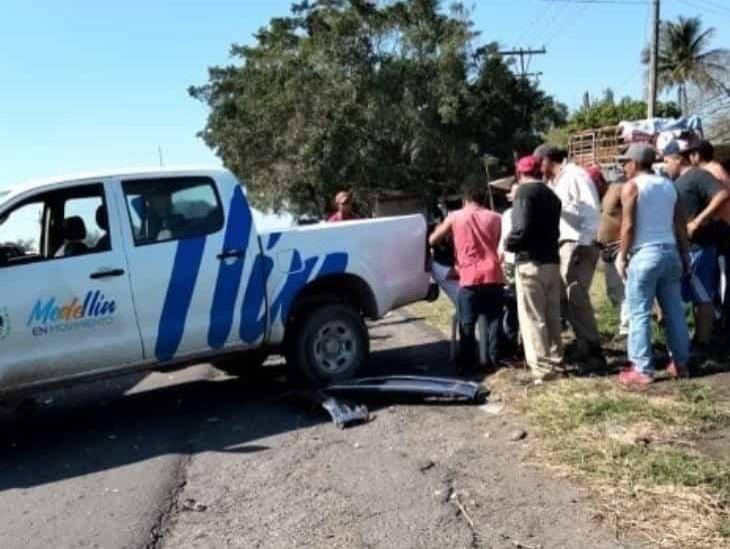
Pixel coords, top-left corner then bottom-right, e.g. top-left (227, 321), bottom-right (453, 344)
top-left (687, 220), bottom-right (699, 239)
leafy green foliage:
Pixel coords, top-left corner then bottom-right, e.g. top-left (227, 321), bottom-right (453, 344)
top-left (190, 0), bottom-right (566, 215)
top-left (567, 89), bottom-right (680, 133)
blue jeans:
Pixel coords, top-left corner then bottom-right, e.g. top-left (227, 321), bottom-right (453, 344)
top-left (626, 244), bottom-right (690, 375)
top-left (457, 284), bottom-right (503, 370)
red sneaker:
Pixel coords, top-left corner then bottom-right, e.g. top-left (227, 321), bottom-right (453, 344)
top-left (618, 366), bottom-right (653, 389)
top-left (666, 361), bottom-right (690, 379)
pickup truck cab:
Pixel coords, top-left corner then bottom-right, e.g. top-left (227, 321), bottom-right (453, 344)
top-left (0, 168), bottom-right (432, 397)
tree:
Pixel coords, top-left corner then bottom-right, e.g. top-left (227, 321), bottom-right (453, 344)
top-left (642, 16), bottom-right (730, 116)
top-left (567, 90), bottom-right (680, 132)
top-left (190, 0), bottom-right (565, 215)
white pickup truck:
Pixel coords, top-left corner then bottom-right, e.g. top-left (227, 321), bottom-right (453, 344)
top-left (0, 168), bottom-right (434, 397)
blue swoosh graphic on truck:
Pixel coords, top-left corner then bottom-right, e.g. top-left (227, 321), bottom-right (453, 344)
top-left (239, 253), bottom-right (274, 344)
top-left (316, 252), bottom-right (348, 277)
top-left (269, 252), bottom-right (319, 325)
top-left (155, 236), bottom-right (207, 362)
top-left (155, 218), bottom-right (350, 359)
top-left (238, 251), bottom-right (349, 343)
top-left (207, 186), bottom-right (253, 349)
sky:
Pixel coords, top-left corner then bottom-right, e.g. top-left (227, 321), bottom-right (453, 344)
top-left (1, 0), bottom-right (729, 189)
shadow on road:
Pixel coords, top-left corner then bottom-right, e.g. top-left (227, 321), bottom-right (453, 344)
top-left (0, 339), bottom-right (455, 492)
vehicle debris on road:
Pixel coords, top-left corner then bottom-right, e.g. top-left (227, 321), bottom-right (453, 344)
top-left (324, 375), bottom-right (487, 403)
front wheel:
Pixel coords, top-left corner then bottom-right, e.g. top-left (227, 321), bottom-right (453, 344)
top-left (288, 303), bottom-right (369, 385)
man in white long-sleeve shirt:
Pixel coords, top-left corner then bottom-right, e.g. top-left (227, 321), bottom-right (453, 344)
top-left (534, 144), bottom-right (605, 365)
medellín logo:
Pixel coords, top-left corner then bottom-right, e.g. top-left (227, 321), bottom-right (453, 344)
top-left (0, 307), bottom-right (10, 340)
top-left (27, 291), bottom-right (117, 337)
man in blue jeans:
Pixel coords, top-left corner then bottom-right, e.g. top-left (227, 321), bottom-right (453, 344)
top-left (615, 144), bottom-right (692, 388)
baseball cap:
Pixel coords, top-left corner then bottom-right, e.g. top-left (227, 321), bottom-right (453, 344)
top-left (660, 139), bottom-right (690, 158)
top-left (616, 143), bottom-right (657, 164)
top-left (515, 155), bottom-right (541, 176)
top-left (585, 165), bottom-right (605, 184)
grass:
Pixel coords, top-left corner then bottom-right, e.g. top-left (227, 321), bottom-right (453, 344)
top-left (407, 293), bottom-right (454, 335)
top-left (517, 378), bottom-right (730, 547)
top-left (408, 266), bottom-right (730, 548)
top-left (718, 519), bottom-right (730, 538)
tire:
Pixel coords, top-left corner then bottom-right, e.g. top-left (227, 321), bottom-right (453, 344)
top-left (212, 349), bottom-right (268, 377)
top-left (288, 303), bottom-right (369, 385)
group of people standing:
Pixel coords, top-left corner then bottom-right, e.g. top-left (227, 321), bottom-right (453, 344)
top-left (428, 138), bottom-right (730, 388)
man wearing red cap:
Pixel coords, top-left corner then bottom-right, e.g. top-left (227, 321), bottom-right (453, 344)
top-left (506, 156), bottom-right (563, 382)
top-left (534, 144), bottom-right (604, 366)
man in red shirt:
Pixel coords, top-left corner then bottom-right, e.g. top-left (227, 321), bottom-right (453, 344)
top-left (327, 191), bottom-right (360, 222)
top-left (429, 181), bottom-right (504, 372)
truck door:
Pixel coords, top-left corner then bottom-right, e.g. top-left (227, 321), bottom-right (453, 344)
top-left (113, 173), bottom-right (263, 363)
top-left (0, 181), bottom-right (143, 391)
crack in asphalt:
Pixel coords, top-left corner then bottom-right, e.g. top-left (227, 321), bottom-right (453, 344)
top-left (146, 453), bottom-right (192, 549)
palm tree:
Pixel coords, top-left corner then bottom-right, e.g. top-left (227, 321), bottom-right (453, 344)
top-left (642, 16), bottom-right (730, 116)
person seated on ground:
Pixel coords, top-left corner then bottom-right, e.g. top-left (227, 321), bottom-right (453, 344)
top-left (616, 143), bottom-right (692, 389)
top-left (429, 177), bottom-right (504, 373)
top-left (430, 218), bottom-right (460, 305)
top-left (327, 191), bottom-right (361, 222)
top-left (506, 155), bottom-right (563, 384)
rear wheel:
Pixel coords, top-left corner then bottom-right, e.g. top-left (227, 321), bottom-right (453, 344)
top-left (288, 303), bottom-right (369, 385)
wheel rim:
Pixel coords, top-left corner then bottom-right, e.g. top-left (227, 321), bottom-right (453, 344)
top-left (312, 320), bottom-right (358, 375)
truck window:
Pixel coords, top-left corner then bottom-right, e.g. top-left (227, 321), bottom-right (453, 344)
top-left (63, 195), bottom-right (110, 251)
top-left (0, 183), bottom-right (110, 267)
top-left (122, 177), bottom-right (224, 245)
top-left (0, 201), bottom-right (44, 266)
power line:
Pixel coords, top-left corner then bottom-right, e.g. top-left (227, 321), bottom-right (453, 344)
top-left (532, 1), bottom-right (572, 44)
top-left (535, 0), bottom-right (649, 4)
top-left (674, 0), bottom-right (730, 18)
top-left (512, 1), bottom-right (559, 45)
top-left (543, 3), bottom-right (591, 46)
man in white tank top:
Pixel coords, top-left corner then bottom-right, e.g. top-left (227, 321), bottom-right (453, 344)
top-left (615, 144), bottom-right (692, 388)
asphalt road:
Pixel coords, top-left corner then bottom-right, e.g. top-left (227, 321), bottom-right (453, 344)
top-left (0, 315), bottom-right (633, 549)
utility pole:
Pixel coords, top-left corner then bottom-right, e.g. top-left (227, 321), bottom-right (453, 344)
top-left (498, 47), bottom-right (546, 78)
top-left (158, 146), bottom-right (164, 167)
top-left (647, 0), bottom-right (660, 118)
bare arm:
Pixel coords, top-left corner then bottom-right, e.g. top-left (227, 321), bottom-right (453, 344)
top-left (617, 180), bottom-right (638, 279)
top-left (619, 180), bottom-right (638, 257)
top-left (689, 188), bottom-right (729, 235)
top-left (428, 215), bottom-right (454, 247)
